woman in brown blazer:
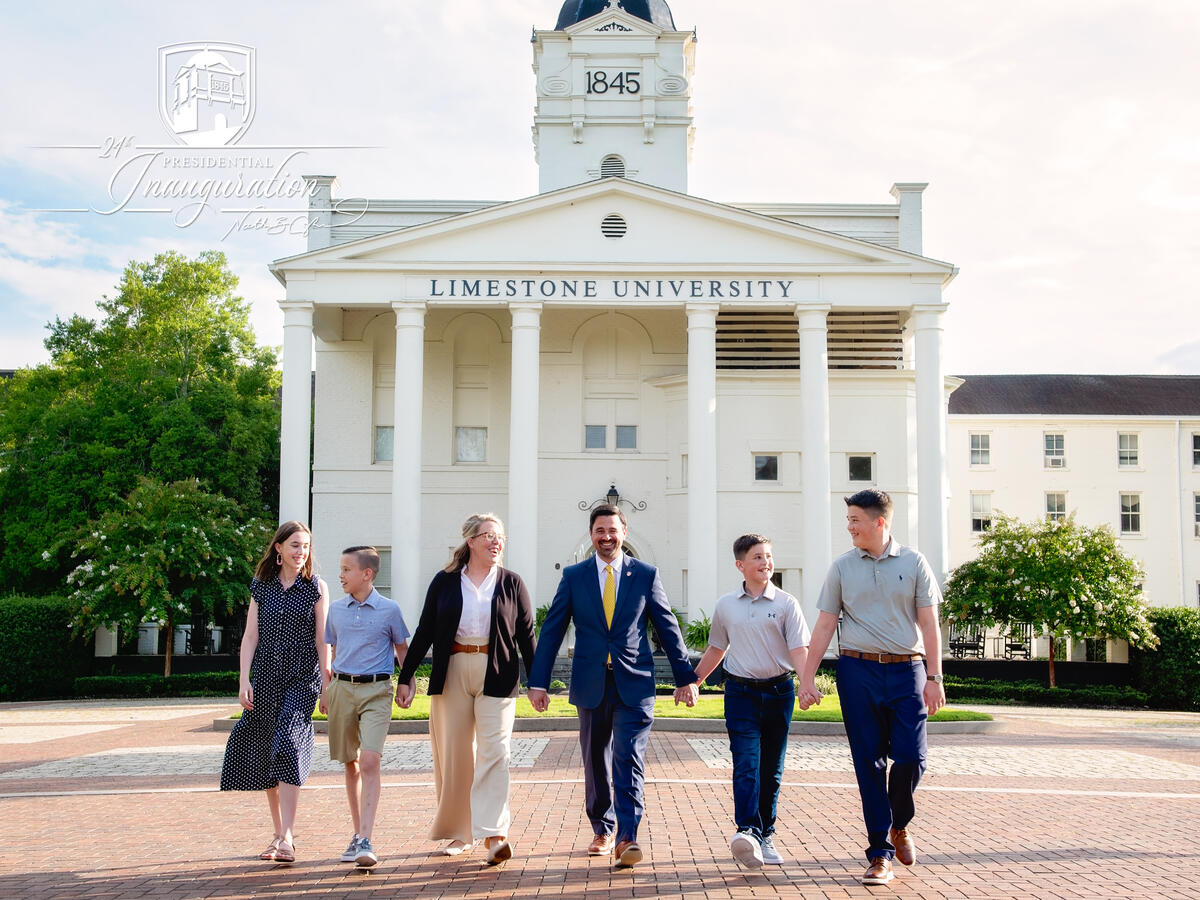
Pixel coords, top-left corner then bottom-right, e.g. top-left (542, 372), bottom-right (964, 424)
top-left (396, 513), bottom-right (537, 864)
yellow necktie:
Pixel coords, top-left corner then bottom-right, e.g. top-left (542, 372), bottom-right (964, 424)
top-left (604, 564), bottom-right (616, 664)
top-left (603, 564), bottom-right (616, 627)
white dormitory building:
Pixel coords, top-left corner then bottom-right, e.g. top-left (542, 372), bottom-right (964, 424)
top-left (261, 2), bottom-right (1198, 659)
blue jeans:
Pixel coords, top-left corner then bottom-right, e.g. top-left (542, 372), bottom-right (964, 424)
top-left (836, 654), bottom-right (928, 862)
top-left (723, 677), bottom-right (796, 840)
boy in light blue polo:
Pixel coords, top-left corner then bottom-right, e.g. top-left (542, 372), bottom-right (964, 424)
top-left (321, 546), bottom-right (409, 868)
top-left (689, 534), bottom-right (811, 868)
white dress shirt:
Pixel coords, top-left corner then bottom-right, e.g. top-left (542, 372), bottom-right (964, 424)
top-left (457, 566), bottom-right (498, 642)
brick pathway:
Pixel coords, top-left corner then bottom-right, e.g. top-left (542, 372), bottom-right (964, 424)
top-left (1, 698), bottom-right (1198, 899)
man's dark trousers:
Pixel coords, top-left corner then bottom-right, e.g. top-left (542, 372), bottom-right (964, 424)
top-left (578, 668), bottom-right (653, 842)
top-left (836, 654), bottom-right (928, 861)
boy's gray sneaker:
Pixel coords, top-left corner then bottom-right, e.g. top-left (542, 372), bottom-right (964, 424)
top-left (354, 837), bottom-right (378, 868)
top-left (340, 834), bottom-right (361, 862)
top-left (730, 830), bottom-right (763, 868)
top-left (760, 835), bottom-right (784, 864)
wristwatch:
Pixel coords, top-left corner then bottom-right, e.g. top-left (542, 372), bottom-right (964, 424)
top-left (928, 673), bottom-right (944, 684)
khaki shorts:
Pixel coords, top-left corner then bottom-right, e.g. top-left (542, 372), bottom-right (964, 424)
top-left (326, 677), bottom-right (393, 763)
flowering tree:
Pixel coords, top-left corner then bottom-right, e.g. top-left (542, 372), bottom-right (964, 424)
top-left (943, 514), bottom-right (1157, 686)
top-left (65, 478), bottom-right (272, 676)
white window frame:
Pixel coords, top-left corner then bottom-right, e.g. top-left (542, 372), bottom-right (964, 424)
top-left (1044, 432), bottom-right (1065, 468)
top-left (584, 425), bottom-right (607, 450)
top-left (1120, 492), bottom-right (1142, 535)
top-left (374, 425), bottom-right (394, 462)
top-left (754, 454), bottom-right (779, 482)
top-left (970, 493), bottom-right (992, 532)
top-left (1118, 432), bottom-right (1140, 468)
top-left (1194, 492), bottom-right (1200, 539)
top-left (1046, 492), bottom-right (1067, 522)
top-left (969, 432), bottom-right (991, 466)
top-left (615, 425), bottom-right (638, 451)
top-left (847, 453), bottom-right (875, 483)
top-left (1193, 433), bottom-right (1200, 468)
top-left (455, 426), bottom-right (488, 463)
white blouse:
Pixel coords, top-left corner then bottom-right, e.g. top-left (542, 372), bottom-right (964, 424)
top-left (457, 566), bottom-right (498, 642)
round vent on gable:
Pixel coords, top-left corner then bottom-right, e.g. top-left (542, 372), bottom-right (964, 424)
top-left (600, 155), bottom-right (626, 178)
top-left (601, 214), bottom-right (627, 238)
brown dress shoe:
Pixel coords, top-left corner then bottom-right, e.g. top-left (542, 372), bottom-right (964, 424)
top-left (613, 839), bottom-right (643, 868)
top-left (889, 827), bottom-right (916, 867)
top-left (588, 833), bottom-right (615, 855)
top-left (862, 856), bottom-right (893, 885)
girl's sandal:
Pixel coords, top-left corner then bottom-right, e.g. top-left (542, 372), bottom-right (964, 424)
top-left (274, 840), bottom-right (296, 864)
top-left (259, 837), bottom-right (282, 861)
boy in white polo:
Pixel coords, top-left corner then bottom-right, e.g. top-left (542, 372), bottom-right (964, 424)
top-left (321, 546), bottom-right (410, 868)
top-left (687, 534), bottom-right (811, 868)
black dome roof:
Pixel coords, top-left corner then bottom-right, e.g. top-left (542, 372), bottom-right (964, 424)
top-left (555, 0), bottom-right (675, 31)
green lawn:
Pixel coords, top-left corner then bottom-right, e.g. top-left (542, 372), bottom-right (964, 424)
top-left (249, 693), bottom-right (988, 723)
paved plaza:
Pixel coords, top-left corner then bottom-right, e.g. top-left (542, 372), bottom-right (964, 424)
top-left (1, 699), bottom-right (1198, 899)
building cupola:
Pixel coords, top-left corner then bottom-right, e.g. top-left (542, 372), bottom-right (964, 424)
top-left (533, 0), bottom-right (695, 193)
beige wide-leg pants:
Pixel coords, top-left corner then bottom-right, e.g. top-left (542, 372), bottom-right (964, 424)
top-left (428, 648), bottom-right (517, 842)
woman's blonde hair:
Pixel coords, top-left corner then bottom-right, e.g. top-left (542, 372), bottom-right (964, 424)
top-left (443, 513), bottom-right (505, 573)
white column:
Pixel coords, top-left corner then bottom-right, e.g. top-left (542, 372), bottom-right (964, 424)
top-left (913, 303), bottom-right (950, 582)
top-left (797, 304), bottom-right (833, 633)
top-left (686, 303), bottom-right (720, 620)
top-left (392, 301), bottom-right (427, 625)
top-left (279, 301), bottom-right (314, 525)
top-left (508, 302), bottom-right (542, 605)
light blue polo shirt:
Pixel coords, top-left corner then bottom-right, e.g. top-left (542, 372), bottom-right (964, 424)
top-left (324, 588), bottom-right (410, 676)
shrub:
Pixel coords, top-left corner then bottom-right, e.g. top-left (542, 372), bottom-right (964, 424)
top-left (943, 675), bottom-right (1147, 708)
top-left (683, 613), bottom-right (711, 651)
top-left (74, 670), bottom-right (240, 697)
top-left (1130, 607), bottom-right (1200, 710)
top-left (0, 594), bottom-right (91, 700)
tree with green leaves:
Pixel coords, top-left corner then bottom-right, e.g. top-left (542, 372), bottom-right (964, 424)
top-left (0, 251), bottom-right (280, 595)
top-left (65, 478), bottom-right (272, 676)
top-left (943, 514), bottom-right (1157, 686)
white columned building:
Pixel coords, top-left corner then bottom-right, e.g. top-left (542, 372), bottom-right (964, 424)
top-left (278, 301), bottom-right (314, 525)
top-left (391, 301), bottom-right (426, 623)
top-left (797, 304), bottom-right (833, 625)
top-left (267, 1), bottom-right (958, 638)
top-left (685, 302), bottom-right (719, 618)
top-left (507, 301), bottom-right (543, 603)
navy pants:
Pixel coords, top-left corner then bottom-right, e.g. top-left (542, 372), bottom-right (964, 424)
top-left (723, 677), bottom-right (796, 840)
top-left (836, 654), bottom-right (928, 861)
top-left (577, 670), bottom-right (653, 842)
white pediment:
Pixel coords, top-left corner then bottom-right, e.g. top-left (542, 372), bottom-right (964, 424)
top-left (272, 179), bottom-right (954, 281)
top-left (563, 6), bottom-right (665, 37)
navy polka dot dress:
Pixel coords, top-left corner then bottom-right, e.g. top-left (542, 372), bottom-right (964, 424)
top-left (220, 574), bottom-right (322, 791)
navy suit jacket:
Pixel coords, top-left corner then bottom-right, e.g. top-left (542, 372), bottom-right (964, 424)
top-left (529, 555), bottom-right (696, 709)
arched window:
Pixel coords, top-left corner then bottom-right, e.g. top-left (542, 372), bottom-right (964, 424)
top-left (600, 154), bottom-right (626, 178)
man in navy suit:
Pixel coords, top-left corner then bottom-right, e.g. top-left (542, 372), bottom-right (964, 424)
top-left (528, 504), bottom-right (698, 868)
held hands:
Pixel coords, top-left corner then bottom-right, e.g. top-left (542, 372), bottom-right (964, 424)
top-left (395, 679), bottom-right (415, 709)
top-left (673, 681), bottom-right (699, 707)
top-left (238, 682), bottom-right (254, 711)
top-left (795, 680), bottom-right (822, 711)
top-left (527, 687), bottom-right (550, 713)
top-left (923, 679), bottom-right (946, 716)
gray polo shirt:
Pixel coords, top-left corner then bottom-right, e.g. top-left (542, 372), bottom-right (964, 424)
top-left (324, 588), bottom-right (410, 676)
top-left (817, 538), bottom-right (940, 656)
top-left (709, 582), bottom-right (811, 680)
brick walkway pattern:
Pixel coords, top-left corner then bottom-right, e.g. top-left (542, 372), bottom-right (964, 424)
top-left (1, 699), bottom-right (1198, 899)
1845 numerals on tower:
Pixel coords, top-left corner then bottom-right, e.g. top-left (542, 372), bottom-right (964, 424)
top-left (586, 70), bottom-right (641, 95)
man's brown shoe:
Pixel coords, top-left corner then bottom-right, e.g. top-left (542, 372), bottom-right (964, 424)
top-left (889, 827), bottom-right (916, 867)
top-left (588, 833), bottom-right (615, 855)
top-left (862, 856), bottom-right (893, 885)
top-left (613, 839), bottom-right (643, 868)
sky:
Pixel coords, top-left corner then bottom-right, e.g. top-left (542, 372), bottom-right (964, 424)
top-left (2, 0), bottom-right (1198, 375)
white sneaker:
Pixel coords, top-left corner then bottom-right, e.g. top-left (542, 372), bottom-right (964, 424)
top-left (760, 835), bottom-right (784, 864)
top-left (354, 837), bottom-right (378, 868)
top-left (339, 834), bottom-right (360, 863)
top-left (730, 830), bottom-right (763, 868)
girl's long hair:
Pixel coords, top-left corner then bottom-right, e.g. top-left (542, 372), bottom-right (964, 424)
top-left (254, 520), bottom-right (314, 582)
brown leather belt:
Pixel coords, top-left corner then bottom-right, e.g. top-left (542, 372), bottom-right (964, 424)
top-left (840, 648), bottom-right (923, 664)
top-left (451, 642), bottom-right (488, 654)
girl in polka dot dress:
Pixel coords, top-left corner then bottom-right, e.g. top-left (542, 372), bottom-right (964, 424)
top-left (220, 521), bottom-right (331, 864)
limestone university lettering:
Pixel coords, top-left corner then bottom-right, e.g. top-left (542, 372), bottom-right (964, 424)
top-left (428, 278), bottom-right (795, 299)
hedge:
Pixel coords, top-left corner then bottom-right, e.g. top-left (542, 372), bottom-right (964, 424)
top-left (0, 594), bottom-right (92, 701)
top-left (1130, 607), bottom-right (1200, 710)
top-left (74, 671), bottom-right (240, 697)
top-left (944, 675), bottom-right (1147, 708)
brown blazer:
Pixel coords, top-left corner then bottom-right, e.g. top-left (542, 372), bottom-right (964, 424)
top-left (397, 566), bottom-right (537, 698)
